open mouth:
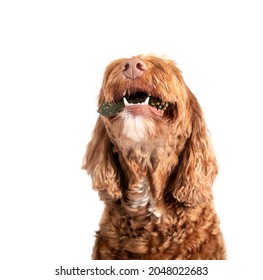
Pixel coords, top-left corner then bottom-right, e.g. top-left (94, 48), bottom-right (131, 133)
top-left (97, 90), bottom-right (170, 117)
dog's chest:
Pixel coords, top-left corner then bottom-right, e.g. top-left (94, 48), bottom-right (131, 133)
top-left (129, 177), bottom-right (150, 208)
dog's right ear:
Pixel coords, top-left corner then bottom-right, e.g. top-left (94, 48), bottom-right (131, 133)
top-left (82, 116), bottom-right (122, 200)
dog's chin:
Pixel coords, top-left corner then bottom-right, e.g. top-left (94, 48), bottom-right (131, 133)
top-left (102, 92), bottom-right (171, 143)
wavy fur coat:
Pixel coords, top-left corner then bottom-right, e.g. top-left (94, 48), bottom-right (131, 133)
top-left (82, 55), bottom-right (226, 260)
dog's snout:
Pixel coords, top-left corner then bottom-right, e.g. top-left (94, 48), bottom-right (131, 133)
top-left (122, 58), bottom-right (147, 79)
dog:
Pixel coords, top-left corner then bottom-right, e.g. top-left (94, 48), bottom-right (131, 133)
top-left (82, 54), bottom-right (226, 259)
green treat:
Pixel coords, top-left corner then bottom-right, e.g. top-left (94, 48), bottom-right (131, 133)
top-left (97, 101), bottom-right (124, 117)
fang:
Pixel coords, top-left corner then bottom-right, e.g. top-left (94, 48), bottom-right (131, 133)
top-left (144, 96), bottom-right (150, 105)
top-left (123, 97), bottom-right (129, 106)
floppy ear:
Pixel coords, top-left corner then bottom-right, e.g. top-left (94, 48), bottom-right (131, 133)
top-left (82, 116), bottom-right (122, 200)
top-left (171, 90), bottom-right (218, 206)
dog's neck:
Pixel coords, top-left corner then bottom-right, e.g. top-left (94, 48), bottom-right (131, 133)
top-left (104, 114), bottom-right (182, 217)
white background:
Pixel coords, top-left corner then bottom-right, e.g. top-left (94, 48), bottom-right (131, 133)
top-left (1, 0), bottom-right (263, 279)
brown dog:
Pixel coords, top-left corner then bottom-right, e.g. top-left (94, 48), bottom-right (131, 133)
top-left (82, 55), bottom-right (226, 259)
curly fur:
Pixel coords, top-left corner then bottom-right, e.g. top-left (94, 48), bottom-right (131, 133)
top-left (82, 55), bottom-right (226, 259)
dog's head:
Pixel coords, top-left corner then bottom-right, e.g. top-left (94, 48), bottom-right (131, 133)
top-left (83, 55), bottom-right (218, 207)
top-left (97, 55), bottom-right (186, 116)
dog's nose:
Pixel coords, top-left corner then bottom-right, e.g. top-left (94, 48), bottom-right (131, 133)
top-left (122, 58), bottom-right (147, 79)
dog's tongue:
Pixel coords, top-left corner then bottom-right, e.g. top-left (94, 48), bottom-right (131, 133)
top-left (124, 104), bottom-right (164, 117)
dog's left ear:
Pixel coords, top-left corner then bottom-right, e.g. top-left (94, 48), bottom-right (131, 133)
top-left (171, 89), bottom-right (218, 206)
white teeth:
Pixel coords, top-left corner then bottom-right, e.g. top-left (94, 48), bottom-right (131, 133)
top-left (123, 91), bottom-right (126, 96)
top-left (144, 96), bottom-right (150, 105)
top-left (123, 96), bottom-right (150, 107)
top-left (123, 97), bottom-right (129, 106)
